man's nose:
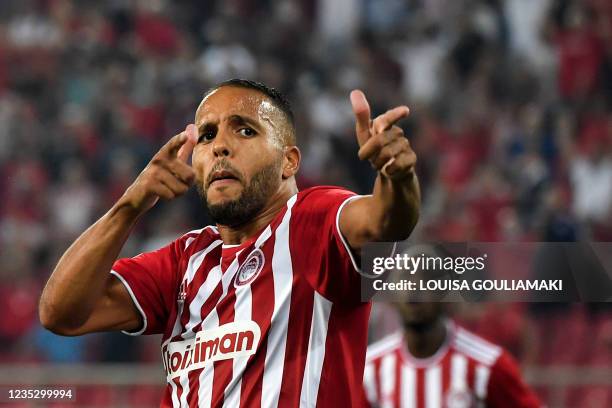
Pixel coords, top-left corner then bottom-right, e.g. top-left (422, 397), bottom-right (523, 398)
top-left (212, 128), bottom-right (233, 158)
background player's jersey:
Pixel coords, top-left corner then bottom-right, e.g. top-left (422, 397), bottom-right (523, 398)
top-left (111, 186), bottom-right (371, 408)
top-left (363, 322), bottom-right (541, 408)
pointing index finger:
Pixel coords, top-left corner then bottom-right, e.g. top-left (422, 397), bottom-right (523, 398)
top-left (164, 131), bottom-right (189, 157)
top-left (350, 89), bottom-right (372, 147)
top-left (372, 106), bottom-right (410, 134)
top-left (177, 124), bottom-right (197, 162)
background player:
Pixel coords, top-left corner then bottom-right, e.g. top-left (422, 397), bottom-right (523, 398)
top-left (39, 79), bottom-right (420, 407)
top-left (363, 247), bottom-right (541, 408)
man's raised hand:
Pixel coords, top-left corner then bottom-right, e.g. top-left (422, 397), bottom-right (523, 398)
top-left (120, 124), bottom-right (198, 213)
top-left (350, 90), bottom-right (416, 180)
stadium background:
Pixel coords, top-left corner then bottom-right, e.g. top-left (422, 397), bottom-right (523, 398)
top-left (0, 0), bottom-right (610, 406)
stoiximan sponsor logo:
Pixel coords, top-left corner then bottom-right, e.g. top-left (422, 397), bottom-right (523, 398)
top-left (162, 321), bottom-right (261, 380)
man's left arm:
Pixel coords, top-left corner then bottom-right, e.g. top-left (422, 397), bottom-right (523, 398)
top-left (340, 90), bottom-right (420, 251)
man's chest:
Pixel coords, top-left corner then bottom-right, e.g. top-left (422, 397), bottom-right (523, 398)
top-left (164, 238), bottom-right (311, 341)
top-left (159, 240), bottom-right (315, 381)
top-left (396, 358), bottom-right (486, 408)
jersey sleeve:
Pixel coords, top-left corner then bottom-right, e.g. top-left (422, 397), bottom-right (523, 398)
top-left (289, 186), bottom-right (365, 304)
top-left (110, 238), bottom-right (184, 336)
top-left (486, 352), bottom-right (542, 408)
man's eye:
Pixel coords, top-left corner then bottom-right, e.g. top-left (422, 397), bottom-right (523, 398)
top-left (238, 127), bottom-right (256, 137)
top-left (198, 131), bottom-right (215, 143)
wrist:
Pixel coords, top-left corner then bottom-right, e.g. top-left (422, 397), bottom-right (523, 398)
top-left (112, 195), bottom-right (149, 222)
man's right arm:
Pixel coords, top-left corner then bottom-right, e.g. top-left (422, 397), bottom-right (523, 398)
top-left (39, 125), bottom-right (198, 336)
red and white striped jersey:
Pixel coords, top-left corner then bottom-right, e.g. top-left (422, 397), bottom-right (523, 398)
top-left (363, 322), bottom-right (541, 408)
top-left (111, 186), bottom-right (371, 407)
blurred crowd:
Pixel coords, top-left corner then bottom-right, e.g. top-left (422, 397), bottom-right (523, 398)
top-left (0, 0), bottom-right (611, 405)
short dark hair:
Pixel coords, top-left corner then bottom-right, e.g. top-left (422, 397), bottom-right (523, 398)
top-left (206, 78), bottom-right (295, 132)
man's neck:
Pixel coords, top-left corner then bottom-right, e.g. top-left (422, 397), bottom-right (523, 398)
top-left (404, 319), bottom-right (447, 359)
top-left (216, 184), bottom-right (298, 245)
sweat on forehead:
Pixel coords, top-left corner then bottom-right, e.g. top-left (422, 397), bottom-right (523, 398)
top-left (196, 85), bottom-right (296, 146)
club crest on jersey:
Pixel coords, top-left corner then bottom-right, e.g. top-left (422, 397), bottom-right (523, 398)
top-left (234, 249), bottom-right (265, 288)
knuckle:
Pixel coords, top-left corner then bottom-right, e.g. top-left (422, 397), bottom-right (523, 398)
top-left (373, 157), bottom-right (386, 169)
top-left (385, 131), bottom-right (397, 143)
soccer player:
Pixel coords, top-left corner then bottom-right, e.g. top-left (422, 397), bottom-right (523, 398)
top-left (39, 79), bottom-right (420, 407)
top-left (363, 297), bottom-right (541, 407)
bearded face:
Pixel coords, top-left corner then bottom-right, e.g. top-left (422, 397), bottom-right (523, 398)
top-left (197, 157), bottom-right (282, 227)
top-left (190, 85), bottom-right (295, 228)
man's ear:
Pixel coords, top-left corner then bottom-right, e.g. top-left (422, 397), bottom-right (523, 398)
top-left (282, 146), bottom-right (301, 179)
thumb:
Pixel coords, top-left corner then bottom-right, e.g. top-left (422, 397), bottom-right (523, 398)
top-left (350, 89), bottom-right (371, 146)
top-left (177, 124), bottom-right (197, 162)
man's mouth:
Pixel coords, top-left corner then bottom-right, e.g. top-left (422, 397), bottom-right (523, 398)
top-left (208, 169), bottom-right (241, 188)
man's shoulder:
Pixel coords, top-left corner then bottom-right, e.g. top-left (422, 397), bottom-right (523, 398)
top-left (295, 185), bottom-right (358, 209)
top-left (298, 185), bottom-right (356, 197)
top-left (451, 324), bottom-right (504, 366)
top-left (366, 331), bottom-right (403, 362)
